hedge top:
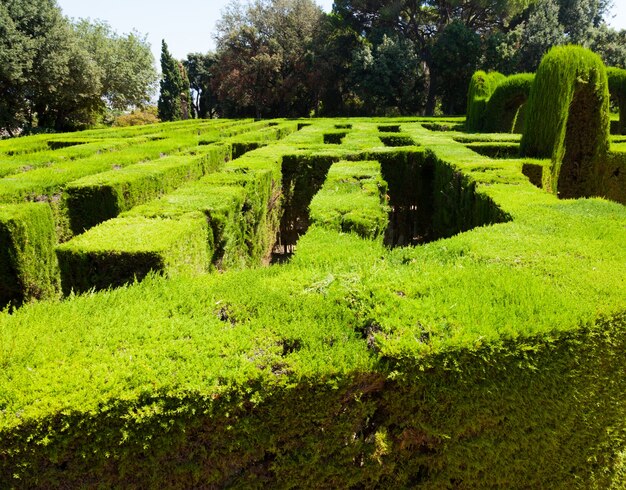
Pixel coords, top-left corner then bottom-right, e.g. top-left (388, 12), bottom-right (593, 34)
top-left (520, 45), bottom-right (610, 160)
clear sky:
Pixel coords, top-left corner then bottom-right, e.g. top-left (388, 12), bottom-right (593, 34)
top-left (56, 0), bottom-right (626, 67)
top-left (56, 0), bottom-right (334, 63)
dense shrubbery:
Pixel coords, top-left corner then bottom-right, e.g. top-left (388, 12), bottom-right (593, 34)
top-left (483, 73), bottom-right (534, 133)
top-left (0, 113), bottom-right (625, 487)
top-left (519, 46), bottom-right (610, 198)
top-left (0, 45), bottom-right (625, 488)
top-left (465, 71), bottom-right (505, 132)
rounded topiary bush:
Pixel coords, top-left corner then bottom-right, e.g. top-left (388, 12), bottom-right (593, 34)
top-left (483, 73), bottom-right (535, 133)
top-left (465, 71), bottom-right (506, 132)
top-left (607, 67), bottom-right (626, 135)
top-left (520, 45), bottom-right (610, 199)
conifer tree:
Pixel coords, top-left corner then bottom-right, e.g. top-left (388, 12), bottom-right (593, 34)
top-left (158, 40), bottom-right (190, 121)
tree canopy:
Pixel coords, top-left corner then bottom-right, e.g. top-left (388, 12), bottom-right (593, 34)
top-left (0, 0), bottom-right (156, 135)
top-left (2, 0), bottom-right (624, 132)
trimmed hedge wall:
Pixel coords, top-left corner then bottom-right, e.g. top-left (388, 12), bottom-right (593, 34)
top-left (608, 67), bottom-right (626, 135)
top-left (483, 73), bottom-right (535, 133)
top-left (64, 144), bottom-right (230, 234)
top-left (309, 160), bottom-right (389, 239)
top-left (0, 203), bottom-right (59, 307)
top-left (465, 71), bottom-right (505, 132)
top-left (520, 45), bottom-right (610, 199)
top-left (1, 118), bottom-right (626, 488)
top-left (56, 214), bottom-right (211, 294)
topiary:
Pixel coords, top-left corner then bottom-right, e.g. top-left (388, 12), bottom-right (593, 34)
top-left (483, 73), bottom-right (535, 133)
top-left (465, 71), bottom-right (506, 132)
top-left (607, 67), bottom-right (626, 135)
top-left (520, 45), bottom-right (610, 199)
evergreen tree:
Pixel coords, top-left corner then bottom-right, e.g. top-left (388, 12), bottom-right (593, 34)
top-left (158, 40), bottom-right (190, 121)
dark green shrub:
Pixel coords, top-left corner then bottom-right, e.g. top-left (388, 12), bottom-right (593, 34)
top-left (608, 67), bottom-right (626, 135)
top-left (0, 203), bottom-right (59, 307)
top-left (465, 71), bottom-right (505, 132)
top-left (483, 73), bottom-right (535, 133)
top-left (323, 131), bottom-right (348, 144)
top-left (465, 142), bottom-right (520, 158)
top-left (378, 133), bottom-right (415, 147)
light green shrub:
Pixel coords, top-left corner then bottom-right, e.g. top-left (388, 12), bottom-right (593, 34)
top-left (520, 45), bottom-right (610, 199)
top-left (465, 71), bottom-right (506, 132)
top-left (483, 73), bottom-right (535, 133)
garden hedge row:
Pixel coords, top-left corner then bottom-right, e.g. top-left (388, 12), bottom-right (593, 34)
top-left (0, 119), bottom-right (625, 487)
top-left (465, 71), bottom-right (505, 132)
top-left (0, 203), bottom-right (59, 307)
top-left (309, 160), bottom-right (389, 239)
top-left (608, 67), bottom-right (626, 135)
top-left (64, 144), bottom-right (231, 234)
top-left (483, 73), bottom-right (534, 133)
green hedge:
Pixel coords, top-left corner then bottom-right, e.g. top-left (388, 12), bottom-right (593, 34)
top-left (63, 144), bottom-right (230, 234)
top-left (124, 180), bottom-right (247, 269)
top-left (378, 133), bottom-right (415, 147)
top-left (0, 203), bottom-right (59, 307)
top-left (465, 71), bottom-right (506, 132)
top-left (483, 73), bottom-right (535, 133)
top-left (520, 45), bottom-right (610, 198)
top-left (309, 160), bottom-right (389, 239)
top-left (1, 119), bottom-right (626, 488)
top-left (57, 142), bottom-right (286, 292)
top-left (464, 141), bottom-right (520, 158)
top-left (608, 67), bottom-right (626, 135)
top-left (56, 214), bottom-right (211, 294)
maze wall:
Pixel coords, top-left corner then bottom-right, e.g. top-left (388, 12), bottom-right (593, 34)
top-left (0, 118), bottom-right (625, 488)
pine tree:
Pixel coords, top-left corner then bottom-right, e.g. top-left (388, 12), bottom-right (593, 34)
top-left (158, 40), bottom-right (190, 121)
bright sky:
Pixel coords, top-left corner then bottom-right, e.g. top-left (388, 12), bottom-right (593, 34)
top-left (56, 0), bottom-right (626, 66)
top-left (56, 0), bottom-right (334, 64)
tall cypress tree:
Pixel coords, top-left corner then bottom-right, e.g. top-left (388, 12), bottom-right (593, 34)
top-left (158, 40), bottom-right (188, 121)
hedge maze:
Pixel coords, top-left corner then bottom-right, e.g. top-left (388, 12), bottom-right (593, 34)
top-left (1, 47), bottom-right (626, 488)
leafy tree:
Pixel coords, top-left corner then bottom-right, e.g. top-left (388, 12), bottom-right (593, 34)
top-left (349, 35), bottom-right (425, 115)
top-left (0, 3), bottom-right (32, 135)
top-left (158, 40), bottom-right (190, 122)
top-left (213, 0), bottom-right (323, 118)
top-left (431, 21), bottom-right (482, 114)
top-left (0, 0), bottom-right (76, 132)
top-left (184, 52), bottom-right (219, 118)
top-left (518, 0), bottom-right (566, 71)
top-left (557, 0), bottom-right (612, 44)
top-left (73, 20), bottom-right (157, 110)
top-left (589, 24), bottom-right (626, 69)
top-left (0, 0), bottom-right (157, 134)
top-left (309, 13), bottom-right (364, 115)
top-left (332, 0), bottom-right (535, 114)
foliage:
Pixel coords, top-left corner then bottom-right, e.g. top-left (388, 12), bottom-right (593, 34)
top-left (158, 41), bottom-right (191, 122)
top-left (112, 107), bottom-right (160, 127)
top-left (589, 25), bottom-right (626, 69)
top-left (213, 0), bottom-right (323, 118)
top-left (0, 1), bottom-right (156, 134)
top-left (520, 45), bottom-right (610, 198)
top-left (431, 21), bottom-right (483, 115)
top-left (183, 52), bottom-right (219, 118)
top-left (608, 67), bottom-right (626, 134)
top-left (0, 203), bottom-right (59, 306)
top-left (1, 119), bottom-right (626, 486)
top-left (483, 73), bottom-right (535, 132)
top-left (309, 160), bottom-right (389, 238)
top-left (466, 71), bottom-right (506, 132)
top-left (73, 20), bottom-right (157, 110)
top-left (349, 35), bottom-right (425, 115)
